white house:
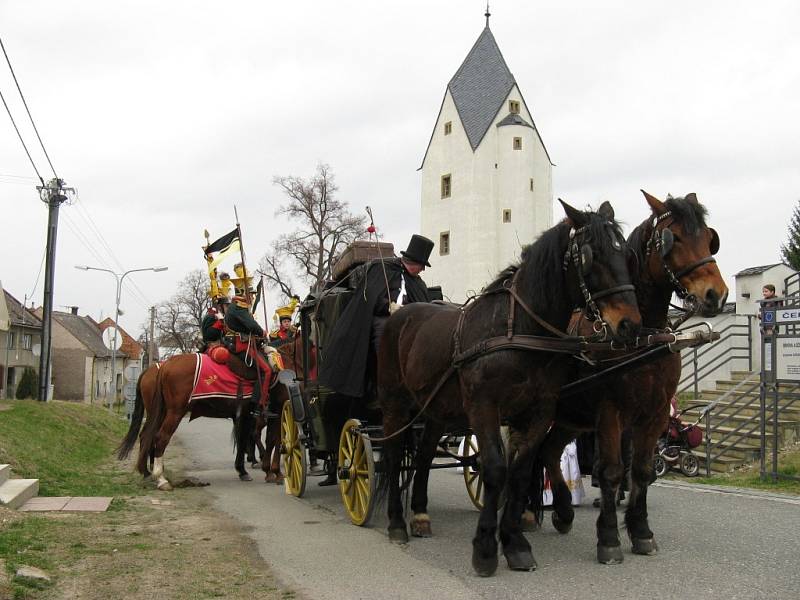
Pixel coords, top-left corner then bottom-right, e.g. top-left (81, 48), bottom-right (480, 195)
top-left (420, 20), bottom-right (553, 301)
top-left (733, 263), bottom-right (796, 315)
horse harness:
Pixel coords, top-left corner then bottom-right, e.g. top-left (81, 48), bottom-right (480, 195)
top-left (365, 225), bottom-right (641, 442)
top-left (646, 210), bottom-right (718, 301)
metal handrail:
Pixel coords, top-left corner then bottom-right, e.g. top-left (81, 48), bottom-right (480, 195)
top-left (701, 376), bottom-right (760, 475)
top-left (784, 272), bottom-right (800, 299)
top-left (677, 316), bottom-right (754, 399)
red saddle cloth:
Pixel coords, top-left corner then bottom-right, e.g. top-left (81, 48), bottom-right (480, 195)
top-left (190, 353), bottom-right (253, 403)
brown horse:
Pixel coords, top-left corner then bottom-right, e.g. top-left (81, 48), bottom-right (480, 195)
top-left (252, 334), bottom-right (313, 483)
top-left (117, 349), bottom-right (264, 490)
top-left (378, 200), bottom-right (643, 576)
top-left (536, 191), bottom-right (728, 564)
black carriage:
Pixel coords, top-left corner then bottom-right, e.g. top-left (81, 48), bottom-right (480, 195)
top-left (278, 250), bottom-right (490, 526)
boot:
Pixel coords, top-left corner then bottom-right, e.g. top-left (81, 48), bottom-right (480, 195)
top-left (318, 460), bottom-right (337, 486)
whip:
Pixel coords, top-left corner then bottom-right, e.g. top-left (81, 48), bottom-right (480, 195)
top-left (365, 206), bottom-right (393, 308)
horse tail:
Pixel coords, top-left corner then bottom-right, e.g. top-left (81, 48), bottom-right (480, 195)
top-left (137, 368), bottom-right (166, 476)
top-left (116, 371), bottom-right (146, 460)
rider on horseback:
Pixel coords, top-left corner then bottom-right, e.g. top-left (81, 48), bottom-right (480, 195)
top-left (269, 297), bottom-right (299, 348)
top-left (225, 289), bottom-right (283, 417)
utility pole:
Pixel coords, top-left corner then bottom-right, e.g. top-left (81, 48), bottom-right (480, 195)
top-left (147, 306), bottom-right (156, 369)
top-left (37, 178), bottom-right (74, 402)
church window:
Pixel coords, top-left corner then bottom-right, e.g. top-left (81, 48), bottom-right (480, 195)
top-left (513, 137), bottom-right (522, 150)
top-left (502, 210), bottom-right (512, 223)
top-left (444, 121), bottom-right (452, 135)
top-left (440, 232), bottom-right (450, 255)
top-left (530, 178), bottom-right (534, 191)
top-left (441, 174), bottom-right (451, 198)
top-left (509, 100), bottom-right (520, 114)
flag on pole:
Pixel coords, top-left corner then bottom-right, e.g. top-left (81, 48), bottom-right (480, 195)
top-left (204, 228), bottom-right (239, 255)
top-left (209, 240), bottom-right (241, 269)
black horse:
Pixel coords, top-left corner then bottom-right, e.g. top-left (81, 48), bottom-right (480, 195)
top-left (377, 200), bottom-right (642, 576)
top-left (536, 191), bottom-right (728, 564)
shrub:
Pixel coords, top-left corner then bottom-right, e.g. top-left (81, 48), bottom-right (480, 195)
top-left (15, 367), bottom-right (39, 399)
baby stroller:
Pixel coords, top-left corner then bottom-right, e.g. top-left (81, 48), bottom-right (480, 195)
top-left (653, 401), bottom-right (706, 478)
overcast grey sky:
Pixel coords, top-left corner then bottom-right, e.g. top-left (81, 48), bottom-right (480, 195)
top-left (1, 1), bottom-right (798, 334)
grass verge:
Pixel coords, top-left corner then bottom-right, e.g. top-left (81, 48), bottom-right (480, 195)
top-left (685, 442), bottom-right (800, 495)
top-left (0, 399), bottom-right (289, 599)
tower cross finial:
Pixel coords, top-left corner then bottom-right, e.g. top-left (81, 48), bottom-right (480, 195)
top-left (485, 2), bottom-right (491, 27)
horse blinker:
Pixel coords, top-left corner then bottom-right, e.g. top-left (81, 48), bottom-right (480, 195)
top-left (580, 244), bottom-right (593, 276)
top-left (660, 228), bottom-right (674, 257)
top-left (709, 228), bottom-right (720, 255)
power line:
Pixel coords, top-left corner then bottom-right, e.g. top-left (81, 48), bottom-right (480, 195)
top-left (61, 212), bottom-right (152, 311)
top-left (27, 248), bottom-right (46, 300)
top-left (71, 194), bottom-right (155, 306)
top-left (0, 35), bottom-right (58, 179)
top-left (0, 85), bottom-right (44, 185)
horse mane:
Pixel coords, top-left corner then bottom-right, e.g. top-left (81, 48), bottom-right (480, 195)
top-left (628, 194), bottom-right (710, 265)
top-left (484, 210), bottom-right (625, 319)
top-left (664, 194), bottom-right (708, 234)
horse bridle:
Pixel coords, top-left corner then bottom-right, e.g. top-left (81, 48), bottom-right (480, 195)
top-left (563, 223), bottom-right (636, 331)
top-left (646, 211), bottom-right (717, 301)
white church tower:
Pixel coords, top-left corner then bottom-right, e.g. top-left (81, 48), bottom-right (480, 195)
top-left (420, 15), bottom-right (553, 301)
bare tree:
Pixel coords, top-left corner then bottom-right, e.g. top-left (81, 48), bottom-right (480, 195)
top-left (154, 269), bottom-right (208, 355)
top-left (260, 163), bottom-right (366, 298)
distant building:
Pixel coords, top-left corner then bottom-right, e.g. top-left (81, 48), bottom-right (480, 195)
top-left (420, 18), bottom-right (553, 301)
top-left (733, 263), bottom-right (796, 314)
top-left (35, 307), bottom-right (142, 404)
top-left (0, 288), bottom-right (42, 399)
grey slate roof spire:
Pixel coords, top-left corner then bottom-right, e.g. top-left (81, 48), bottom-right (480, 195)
top-left (447, 25), bottom-right (515, 150)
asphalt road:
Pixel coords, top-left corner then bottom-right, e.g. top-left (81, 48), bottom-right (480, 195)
top-left (174, 418), bottom-right (800, 600)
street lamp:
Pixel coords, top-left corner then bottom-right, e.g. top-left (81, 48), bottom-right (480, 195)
top-left (75, 265), bottom-right (168, 411)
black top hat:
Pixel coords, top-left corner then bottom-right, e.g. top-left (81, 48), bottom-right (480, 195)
top-left (400, 234), bottom-right (434, 267)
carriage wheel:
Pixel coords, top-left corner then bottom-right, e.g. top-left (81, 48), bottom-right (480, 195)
top-left (461, 429), bottom-right (509, 510)
top-left (653, 454), bottom-right (667, 478)
top-left (280, 400), bottom-right (307, 497)
top-left (679, 452), bottom-right (700, 477)
top-left (461, 433), bottom-right (485, 510)
top-left (338, 418), bottom-right (376, 526)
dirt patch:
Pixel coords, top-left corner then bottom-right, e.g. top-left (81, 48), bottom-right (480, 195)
top-left (2, 437), bottom-right (297, 599)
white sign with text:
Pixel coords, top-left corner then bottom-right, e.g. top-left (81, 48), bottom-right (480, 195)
top-left (776, 338), bottom-right (800, 381)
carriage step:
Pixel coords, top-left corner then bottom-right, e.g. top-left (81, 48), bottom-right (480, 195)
top-left (0, 465), bottom-right (39, 510)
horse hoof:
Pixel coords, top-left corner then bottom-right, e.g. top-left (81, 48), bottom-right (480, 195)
top-left (472, 552), bottom-right (499, 577)
top-left (551, 511), bottom-right (573, 534)
top-left (273, 474), bottom-right (285, 485)
top-left (388, 527), bottom-right (409, 544)
top-left (264, 472), bottom-right (276, 483)
top-left (597, 544), bottom-right (624, 565)
top-left (411, 514), bottom-right (432, 538)
top-left (157, 481), bottom-right (173, 491)
top-left (631, 537), bottom-right (659, 556)
top-left (521, 510), bottom-right (540, 532)
top-left (239, 473), bottom-right (253, 482)
top-left (504, 549), bottom-right (537, 572)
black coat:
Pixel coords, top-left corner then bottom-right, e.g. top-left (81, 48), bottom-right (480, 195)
top-left (319, 258), bottom-right (430, 397)
top-left (225, 303), bottom-right (264, 337)
top-left (201, 313), bottom-right (223, 342)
